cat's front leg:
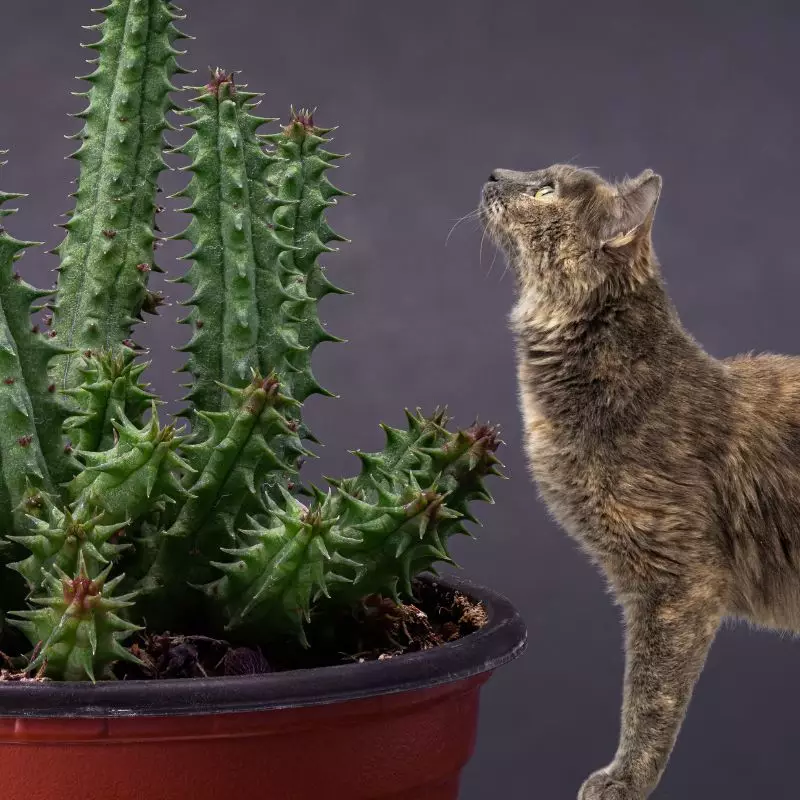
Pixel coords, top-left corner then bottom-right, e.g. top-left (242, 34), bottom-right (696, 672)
top-left (578, 585), bottom-right (722, 800)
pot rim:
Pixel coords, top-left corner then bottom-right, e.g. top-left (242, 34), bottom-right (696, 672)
top-left (0, 574), bottom-right (527, 718)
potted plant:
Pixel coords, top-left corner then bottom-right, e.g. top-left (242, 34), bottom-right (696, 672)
top-left (0, 1), bottom-right (526, 797)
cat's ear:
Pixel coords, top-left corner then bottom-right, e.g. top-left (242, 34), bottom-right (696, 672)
top-left (601, 170), bottom-right (662, 249)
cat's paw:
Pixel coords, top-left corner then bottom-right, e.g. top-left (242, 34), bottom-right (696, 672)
top-left (578, 769), bottom-right (644, 800)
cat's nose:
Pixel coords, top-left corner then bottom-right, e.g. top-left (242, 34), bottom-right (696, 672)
top-left (489, 168), bottom-right (523, 183)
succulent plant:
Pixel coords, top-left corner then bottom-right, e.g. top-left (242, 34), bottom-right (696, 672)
top-left (0, 0), bottom-right (503, 681)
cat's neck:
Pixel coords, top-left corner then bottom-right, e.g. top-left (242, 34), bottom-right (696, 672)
top-left (511, 274), bottom-right (700, 437)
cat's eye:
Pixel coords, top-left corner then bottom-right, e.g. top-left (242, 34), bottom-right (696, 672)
top-left (534, 185), bottom-right (555, 198)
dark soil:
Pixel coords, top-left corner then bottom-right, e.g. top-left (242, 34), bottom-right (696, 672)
top-left (112, 579), bottom-right (488, 680)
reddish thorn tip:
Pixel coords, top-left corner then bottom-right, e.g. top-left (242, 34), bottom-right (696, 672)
top-left (290, 107), bottom-right (316, 129)
top-left (64, 576), bottom-right (99, 608)
top-left (207, 67), bottom-right (236, 96)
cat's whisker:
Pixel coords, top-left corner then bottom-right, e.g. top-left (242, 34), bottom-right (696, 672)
top-left (487, 249), bottom-right (500, 279)
top-left (445, 208), bottom-right (481, 247)
top-left (498, 254), bottom-right (510, 283)
top-left (483, 233), bottom-right (502, 279)
top-left (479, 225), bottom-right (488, 269)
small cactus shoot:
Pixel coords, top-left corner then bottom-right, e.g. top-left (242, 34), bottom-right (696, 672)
top-left (0, 2), bottom-right (503, 681)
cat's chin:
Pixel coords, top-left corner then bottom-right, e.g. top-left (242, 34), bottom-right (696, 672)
top-left (479, 184), bottom-right (507, 225)
top-left (478, 212), bottom-right (511, 258)
top-left (477, 201), bottom-right (496, 230)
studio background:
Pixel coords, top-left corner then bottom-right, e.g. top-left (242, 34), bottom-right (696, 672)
top-left (1, 1), bottom-right (798, 797)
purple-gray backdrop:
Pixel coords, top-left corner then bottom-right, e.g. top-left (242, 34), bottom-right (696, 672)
top-left (2, 1), bottom-right (799, 797)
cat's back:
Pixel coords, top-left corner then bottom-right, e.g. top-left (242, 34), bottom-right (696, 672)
top-left (718, 352), bottom-right (800, 505)
top-left (716, 353), bottom-right (800, 626)
top-left (724, 352), bottom-right (800, 431)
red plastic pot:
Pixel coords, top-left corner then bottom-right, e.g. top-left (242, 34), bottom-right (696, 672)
top-left (0, 576), bottom-right (526, 800)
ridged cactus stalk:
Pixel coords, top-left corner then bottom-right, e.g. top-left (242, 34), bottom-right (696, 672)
top-left (0, 1), bottom-right (504, 681)
top-left (50, 0), bottom-right (186, 390)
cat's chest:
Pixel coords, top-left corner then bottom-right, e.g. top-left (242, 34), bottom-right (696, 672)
top-left (519, 390), bottom-right (571, 466)
top-left (518, 390), bottom-right (614, 527)
top-left (517, 387), bottom-right (704, 577)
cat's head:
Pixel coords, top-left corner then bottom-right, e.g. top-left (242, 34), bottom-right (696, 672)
top-left (480, 164), bottom-right (662, 316)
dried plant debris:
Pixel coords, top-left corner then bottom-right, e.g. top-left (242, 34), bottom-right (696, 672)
top-left (112, 579), bottom-right (487, 680)
top-left (0, 648), bottom-right (47, 681)
top-left (115, 634), bottom-right (271, 680)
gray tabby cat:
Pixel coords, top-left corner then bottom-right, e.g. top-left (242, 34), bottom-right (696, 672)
top-left (480, 164), bottom-right (800, 799)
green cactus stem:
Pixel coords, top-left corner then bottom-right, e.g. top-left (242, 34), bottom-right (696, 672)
top-left (67, 406), bottom-right (192, 527)
top-left (173, 78), bottom-right (347, 432)
top-left (204, 482), bottom-right (456, 643)
top-left (0, 161), bottom-right (75, 518)
top-left (205, 490), bottom-right (340, 641)
top-left (9, 555), bottom-right (141, 681)
top-left (63, 349), bottom-right (157, 452)
top-left (50, 0), bottom-right (188, 390)
top-left (206, 411), bottom-right (503, 642)
top-left (138, 375), bottom-right (309, 614)
top-left (261, 107), bottom-right (350, 406)
top-left (168, 375), bottom-right (299, 538)
top-left (7, 496), bottom-right (127, 593)
top-left (172, 70), bottom-right (279, 415)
